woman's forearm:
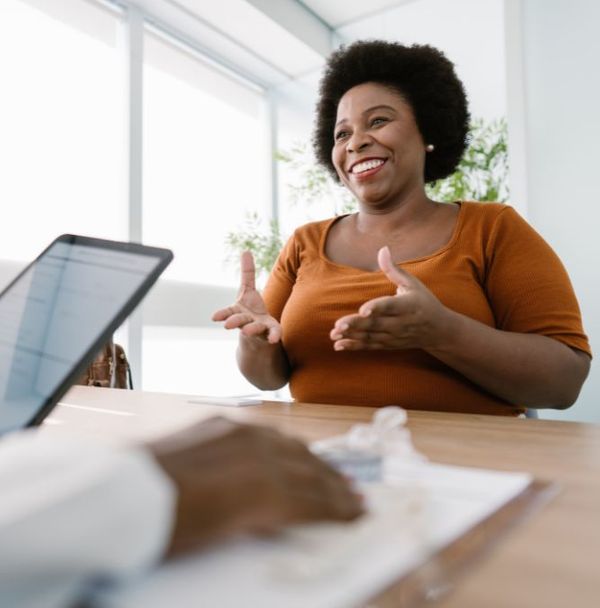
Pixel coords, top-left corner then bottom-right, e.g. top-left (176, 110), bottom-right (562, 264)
top-left (427, 310), bottom-right (591, 409)
top-left (236, 336), bottom-right (291, 391)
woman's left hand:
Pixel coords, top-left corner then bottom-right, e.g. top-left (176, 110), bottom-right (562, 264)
top-left (330, 246), bottom-right (456, 351)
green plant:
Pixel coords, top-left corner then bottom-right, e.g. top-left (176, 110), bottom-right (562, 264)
top-left (275, 143), bottom-right (357, 215)
top-left (225, 118), bottom-right (509, 277)
top-left (225, 212), bottom-right (284, 284)
top-left (426, 117), bottom-right (509, 202)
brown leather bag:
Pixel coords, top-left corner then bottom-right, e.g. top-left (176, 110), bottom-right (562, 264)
top-left (78, 339), bottom-right (133, 389)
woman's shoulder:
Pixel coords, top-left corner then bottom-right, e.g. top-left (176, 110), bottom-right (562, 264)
top-left (458, 201), bottom-right (555, 261)
top-left (461, 200), bottom-right (510, 216)
top-left (459, 201), bottom-right (525, 230)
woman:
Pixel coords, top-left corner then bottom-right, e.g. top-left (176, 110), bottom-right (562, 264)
top-left (213, 41), bottom-right (591, 415)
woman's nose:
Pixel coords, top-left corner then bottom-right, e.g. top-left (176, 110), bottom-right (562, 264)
top-left (347, 130), bottom-right (372, 153)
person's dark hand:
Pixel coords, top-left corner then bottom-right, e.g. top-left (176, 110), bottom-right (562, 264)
top-left (212, 251), bottom-right (281, 344)
top-left (148, 417), bottom-right (363, 557)
top-left (330, 246), bottom-right (455, 351)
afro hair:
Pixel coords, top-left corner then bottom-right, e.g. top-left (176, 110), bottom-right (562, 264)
top-left (313, 40), bottom-right (470, 183)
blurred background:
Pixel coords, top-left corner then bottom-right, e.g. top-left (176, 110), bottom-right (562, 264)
top-left (1, 0), bottom-right (598, 422)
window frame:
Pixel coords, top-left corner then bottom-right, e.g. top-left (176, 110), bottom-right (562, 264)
top-left (0, 0), bottom-right (279, 390)
top-left (121, 3), bottom-right (278, 388)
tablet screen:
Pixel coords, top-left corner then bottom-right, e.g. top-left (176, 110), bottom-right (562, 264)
top-left (0, 238), bottom-right (169, 434)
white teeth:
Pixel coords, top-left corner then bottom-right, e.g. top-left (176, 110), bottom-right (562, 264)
top-left (351, 159), bottom-right (384, 174)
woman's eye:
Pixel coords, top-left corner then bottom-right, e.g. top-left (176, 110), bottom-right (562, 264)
top-left (334, 130), bottom-right (349, 141)
top-left (371, 117), bottom-right (388, 126)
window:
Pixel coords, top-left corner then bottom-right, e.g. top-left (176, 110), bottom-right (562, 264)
top-left (142, 326), bottom-right (258, 396)
top-left (0, 1), bottom-right (274, 398)
top-left (0, 0), bottom-right (127, 263)
top-left (141, 28), bottom-right (270, 395)
top-left (143, 29), bottom-right (268, 286)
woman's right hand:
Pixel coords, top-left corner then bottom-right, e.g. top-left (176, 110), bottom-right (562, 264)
top-left (212, 251), bottom-right (281, 344)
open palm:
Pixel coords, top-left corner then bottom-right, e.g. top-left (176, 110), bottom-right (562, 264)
top-left (212, 251), bottom-right (281, 343)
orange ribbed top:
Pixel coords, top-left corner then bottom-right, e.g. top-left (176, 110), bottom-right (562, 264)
top-left (263, 202), bottom-right (591, 415)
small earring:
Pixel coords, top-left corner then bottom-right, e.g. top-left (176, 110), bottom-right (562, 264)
top-left (426, 144), bottom-right (435, 152)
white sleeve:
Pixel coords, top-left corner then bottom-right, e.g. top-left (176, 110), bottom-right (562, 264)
top-left (0, 430), bottom-right (177, 608)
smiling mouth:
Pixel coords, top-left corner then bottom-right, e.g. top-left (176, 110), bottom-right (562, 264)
top-left (350, 158), bottom-right (386, 177)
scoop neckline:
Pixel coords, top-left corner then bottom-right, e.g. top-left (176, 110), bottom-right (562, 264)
top-left (318, 201), bottom-right (467, 273)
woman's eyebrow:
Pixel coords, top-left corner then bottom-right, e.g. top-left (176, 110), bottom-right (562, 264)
top-left (335, 104), bottom-right (397, 127)
top-left (363, 104), bottom-right (397, 114)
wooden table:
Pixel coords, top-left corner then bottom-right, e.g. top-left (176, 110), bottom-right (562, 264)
top-left (49, 386), bottom-right (600, 607)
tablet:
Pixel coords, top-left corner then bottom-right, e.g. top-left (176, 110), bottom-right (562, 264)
top-left (0, 234), bottom-right (173, 435)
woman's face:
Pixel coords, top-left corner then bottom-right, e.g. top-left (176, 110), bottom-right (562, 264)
top-left (331, 82), bottom-right (427, 210)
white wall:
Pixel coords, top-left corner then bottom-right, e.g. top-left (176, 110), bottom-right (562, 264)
top-left (337, 0), bottom-right (507, 122)
top-left (517, 0), bottom-right (600, 422)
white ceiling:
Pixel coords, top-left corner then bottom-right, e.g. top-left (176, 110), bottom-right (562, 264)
top-left (300, 0), bottom-right (418, 28)
top-left (174, 0), bottom-right (325, 77)
top-left (133, 0), bottom-right (421, 84)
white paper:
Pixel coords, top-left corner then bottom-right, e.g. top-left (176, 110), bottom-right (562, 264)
top-left (94, 461), bottom-right (532, 608)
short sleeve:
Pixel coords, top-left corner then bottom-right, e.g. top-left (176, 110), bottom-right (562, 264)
top-left (484, 207), bottom-right (591, 356)
top-left (263, 232), bottom-right (300, 321)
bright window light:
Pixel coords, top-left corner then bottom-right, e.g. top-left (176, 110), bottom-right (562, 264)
top-left (0, 0), bottom-right (127, 262)
top-left (143, 29), bottom-right (269, 286)
top-left (142, 326), bottom-right (259, 397)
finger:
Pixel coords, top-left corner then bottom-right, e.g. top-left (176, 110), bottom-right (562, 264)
top-left (273, 437), bottom-right (362, 497)
top-left (281, 452), bottom-right (350, 490)
top-left (291, 478), bottom-right (364, 522)
top-left (330, 323), bottom-right (348, 340)
top-left (212, 305), bottom-right (239, 322)
top-left (333, 338), bottom-right (384, 351)
top-left (320, 481), bottom-right (364, 521)
top-left (240, 321), bottom-right (281, 344)
top-left (331, 314), bottom-right (363, 338)
top-left (288, 488), bottom-right (363, 523)
top-left (333, 300), bottom-right (404, 332)
top-left (279, 463), bottom-right (364, 522)
top-left (267, 323), bottom-right (282, 344)
top-left (358, 295), bottom-right (412, 318)
top-left (240, 321), bottom-right (270, 337)
top-left (240, 251), bottom-right (256, 291)
top-left (378, 246), bottom-right (415, 293)
top-left (224, 312), bottom-right (256, 330)
top-left (331, 305), bottom-right (406, 337)
top-left (331, 318), bottom-right (375, 340)
top-left (333, 327), bottom-right (399, 343)
top-left (330, 318), bottom-right (372, 340)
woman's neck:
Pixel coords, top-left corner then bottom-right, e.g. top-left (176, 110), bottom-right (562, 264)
top-left (355, 190), bottom-right (437, 236)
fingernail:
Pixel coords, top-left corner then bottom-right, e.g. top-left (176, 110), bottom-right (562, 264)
top-left (361, 309), bottom-right (371, 317)
top-left (334, 343), bottom-right (344, 351)
top-left (340, 323), bottom-right (349, 330)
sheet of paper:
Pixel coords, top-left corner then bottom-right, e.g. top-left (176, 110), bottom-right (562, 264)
top-left (94, 462), bottom-right (531, 608)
